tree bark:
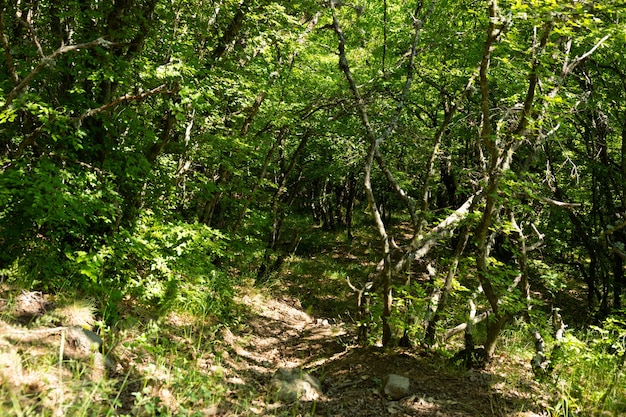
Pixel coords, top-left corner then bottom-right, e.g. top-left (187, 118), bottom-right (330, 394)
top-left (424, 225), bottom-right (470, 345)
top-left (330, 0), bottom-right (434, 345)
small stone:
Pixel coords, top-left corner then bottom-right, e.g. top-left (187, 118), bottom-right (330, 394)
top-left (382, 374), bottom-right (410, 400)
top-left (270, 367), bottom-right (322, 402)
top-left (66, 326), bottom-right (102, 353)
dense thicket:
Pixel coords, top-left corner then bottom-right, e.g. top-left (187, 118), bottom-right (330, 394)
top-left (1, 0), bottom-right (625, 360)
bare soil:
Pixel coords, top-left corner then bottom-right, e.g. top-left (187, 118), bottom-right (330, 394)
top-left (0, 286), bottom-right (549, 416)
top-left (213, 290), bottom-right (548, 416)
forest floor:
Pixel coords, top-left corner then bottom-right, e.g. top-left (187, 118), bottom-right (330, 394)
top-left (211, 287), bottom-right (549, 416)
top-left (0, 284), bottom-right (550, 417)
top-left (206, 225), bottom-right (552, 416)
top-left (0, 227), bottom-right (554, 416)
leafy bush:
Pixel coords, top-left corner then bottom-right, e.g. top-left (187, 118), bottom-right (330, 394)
top-left (548, 315), bottom-right (626, 416)
top-left (68, 215), bottom-right (231, 322)
top-left (0, 157), bottom-right (121, 288)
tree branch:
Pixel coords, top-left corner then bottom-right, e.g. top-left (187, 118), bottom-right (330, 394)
top-left (478, 0), bottom-right (505, 156)
top-left (0, 9), bottom-right (18, 84)
top-left (563, 34), bottom-right (610, 77)
top-left (546, 34), bottom-right (611, 101)
top-left (512, 21), bottom-right (553, 136)
top-left (539, 196), bottom-right (581, 209)
top-left (330, 0), bottom-right (387, 246)
top-left (17, 15), bottom-right (44, 58)
top-left (444, 311), bottom-right (490, 340)
top-left (331, 0), bottom-right (435, 233)
top-left (395, 192), bottom-right (479, 274)
top-left (71, 83), bottom-right (172, 126)
top-left (417, 62), bottom-right (482, 232)
top-left (2, 38), bottom-right (115, 110)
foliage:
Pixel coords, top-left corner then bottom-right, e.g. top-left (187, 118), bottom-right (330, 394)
top-left (547, 315), bottom-right (626, 416)
top-left (68, 216), bottom-right (230, 322)
top-left (0, 156), bottom-right (121, 286)
top-left (1, 0), bottom-right (626, 414)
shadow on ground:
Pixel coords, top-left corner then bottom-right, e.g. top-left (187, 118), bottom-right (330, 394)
top-left (215, 292), bottom-right (545, 416)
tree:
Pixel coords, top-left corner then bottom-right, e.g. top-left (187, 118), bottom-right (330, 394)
top-left (2, 0), bottom-right (625, 366)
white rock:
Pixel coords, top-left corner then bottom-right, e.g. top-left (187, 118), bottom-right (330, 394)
top-left (382, 374), bottom-right (410, 400)
top-left (270, 368), bottom-right (322, 402)
top-left (67, 326), bottom-right (102, 353)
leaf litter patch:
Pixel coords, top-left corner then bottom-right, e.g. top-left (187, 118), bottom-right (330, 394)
top-left (216, 289), bottom-right (547, 416)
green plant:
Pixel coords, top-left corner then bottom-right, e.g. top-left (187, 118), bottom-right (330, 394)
top-left (67, 215), bottom-right (230, 322)
top-left (546, 316), bottom-right (626, 416)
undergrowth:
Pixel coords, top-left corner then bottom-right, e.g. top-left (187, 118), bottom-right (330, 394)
top-left (0, 288), bottom-right (234, 416)
top-left (545, 316), bottom-right (626, 417)
top-left (1, 217), bottom-right (625, 416)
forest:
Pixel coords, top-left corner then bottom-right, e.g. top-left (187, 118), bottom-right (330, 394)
top-left (1, 0), bottom-right (626, 415)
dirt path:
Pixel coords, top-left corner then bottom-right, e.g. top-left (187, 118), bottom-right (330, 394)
top-left (215, 291), bottom-right (545, 416)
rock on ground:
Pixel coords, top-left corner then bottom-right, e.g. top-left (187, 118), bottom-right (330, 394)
top-left (270, 367), bottom-right (322, 402)
top-left (383, 374), bottom-right (411, 400)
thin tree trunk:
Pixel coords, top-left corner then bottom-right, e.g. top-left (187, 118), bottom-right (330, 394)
top-left (424, 225), bottom-right (471, 345)
top-left (257, 131), bottom-right (309, 278)
top-left (233, 126), bottom-right (287, 233)
top-left (330, 0), bottom-right (434, 345)
top-left (484, 313), bottom-right (508, 359)
top-left (345, 173), bottom-right (357, 239)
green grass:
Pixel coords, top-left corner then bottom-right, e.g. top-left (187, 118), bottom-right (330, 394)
top-left (0, 286), bottom-right (234, 417)
top-left (546, 330), bottom-right (626, 416)
top-left (487, 317), bottom-right (626, 417)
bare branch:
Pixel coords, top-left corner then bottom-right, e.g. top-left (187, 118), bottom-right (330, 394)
top-left (539, 196), bottom-right (581, 209)
top-left (394, 192), bottom-right (480, 274)
top-left (71, 83), bottom-right (172, 126)
top-left (563, 34), bottom-right (610, 77)
top-left (546, 34), bottom-right (611, 100)
top-left (2, 38), bottom-right (114, 110)
top-left (527, 223), bottom-right (545, 252)
top-left (17, 15), bottom-right (44, 58)
top-left (444, 311), bottom-right (490, 340)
